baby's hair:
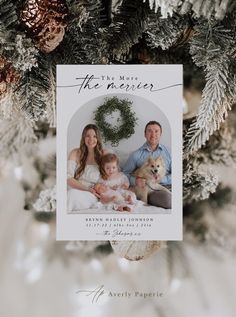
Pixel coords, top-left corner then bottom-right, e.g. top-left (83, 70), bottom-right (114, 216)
top-left (100, 153), bottom-right (119, 180)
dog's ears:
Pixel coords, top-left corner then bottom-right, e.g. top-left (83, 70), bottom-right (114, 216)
top-left (147, 156), bottom-right (153, 164)
top-left (157, 156), bottom-right (164, 163)
top-left (156, 156), bottom-right (165, 169)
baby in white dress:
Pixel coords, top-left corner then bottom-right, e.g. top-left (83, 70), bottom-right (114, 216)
top-left (95, 153), bottom-right (136, 211)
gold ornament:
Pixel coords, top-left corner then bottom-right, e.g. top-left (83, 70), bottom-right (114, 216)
top-left (0, 56), bottom-right (19, 100)
top-left (19, 0), bottom-right (68, 53)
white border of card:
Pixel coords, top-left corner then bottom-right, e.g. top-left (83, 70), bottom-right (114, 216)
top-left (57, 65), bottom-right (182, 241)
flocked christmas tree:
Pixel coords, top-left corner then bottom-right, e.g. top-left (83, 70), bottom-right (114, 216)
top-left (1, 0), bottom-right (236, 254)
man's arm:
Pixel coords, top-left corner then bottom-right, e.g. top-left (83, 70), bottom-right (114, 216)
top-left (161, 173), bottom-right (171, 185)
top-left (160, 146), bottom-right (172, 185)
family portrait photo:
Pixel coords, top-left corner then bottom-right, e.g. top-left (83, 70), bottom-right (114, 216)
top-left (67, 94), bottom-right (172, 215)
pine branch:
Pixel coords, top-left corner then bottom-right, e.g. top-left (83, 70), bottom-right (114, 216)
top-left (0, 23), bottom-right (16, 56)
top-left (0, 111), bottom-right (37, 159)
top-left (101, 0), bottom-right (112, 26)
top-left (0, 0), bottom-right (18, 29)
top-left (15, 73), bottom-right (45, 120)
top-left (13, 34), bottom-right (38, 72)
top-left (33, 185), bottom-right (56, 212)
top-left (184, 18), bottom-right (236, 155)
top-left (184, 184), bottom-right (235, 251)
top-left (60, 26), bottom-right (107, 64)
top-left (1, 27), bottom-right (38, 74)
top-left (66, 0), bottom-right (90, 29)
top-left (183, 160), bottom-right (219, 204)
top-left (78, 0), bottom-right (109, 26)
top-left (108, 0), bottom-right (150, 59)
top-left (144, 0), bottom-right (235, 20)
top-left (144, 0), bottom-right (178, 17)
top-left (57, 0), bottom-right (108, 64)
top-left (183, 115), bottom-right (236, 204)
top-left (111, 0), bottom-right (123, 14)
top-left (0, 88), bottom-right (14, 119)
top-left (46, 64), bottom-right (56, 127)
top-left (145, 12), bottom-right (191, 50)
top-left (180, 0), bottom-right (234, 20)
top-left (15, 54), bottom-right (51, 121)
top-left (197, 122), bottom-right (236, 167)
top-left (184, 57), bottom-right (231, 153)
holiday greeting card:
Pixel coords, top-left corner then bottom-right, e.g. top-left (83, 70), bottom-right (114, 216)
top-left (57, 65), bottom-right (182, 240)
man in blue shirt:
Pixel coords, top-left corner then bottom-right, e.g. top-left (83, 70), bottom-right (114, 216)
top-left (123, 121), bottom-right (171, 209)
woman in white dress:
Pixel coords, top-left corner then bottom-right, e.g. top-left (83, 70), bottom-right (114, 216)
top-left (67, 124), bottom-right (108, 211)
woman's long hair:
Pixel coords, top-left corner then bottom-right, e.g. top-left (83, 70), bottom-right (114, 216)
top-left (74, 124), bottom-right (103, 179)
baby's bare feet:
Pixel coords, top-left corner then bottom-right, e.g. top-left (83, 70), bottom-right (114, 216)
top-left (127, 195), bottom-right (134, 205)
top-left (115, 205), bottom-right (131, 212)
top-left (123, 206), bottom-right (131, 212)
top-left (116, 206), bottom-right (125, 212)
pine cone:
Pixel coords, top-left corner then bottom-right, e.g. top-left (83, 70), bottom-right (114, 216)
top-left (0, 56), bottom-right (19, 100)
top-left (0, 56), bottom-right (6, 69)
top-left (0, 80), bottom-right (7, 96)
top-left (19, 0), bottom-right (68, 53)
top-left (36, 18), bottom-right (65, 53)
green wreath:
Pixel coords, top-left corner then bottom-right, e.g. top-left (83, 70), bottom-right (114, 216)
top-left (94, 96), bottom-right (138, 146)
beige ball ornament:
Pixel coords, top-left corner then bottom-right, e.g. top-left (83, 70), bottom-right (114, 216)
top-left (110, 240), bottom-right (164, 261)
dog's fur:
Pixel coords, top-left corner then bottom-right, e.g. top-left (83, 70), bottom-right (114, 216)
top-left (134, 156), bottom-right (170, 203)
